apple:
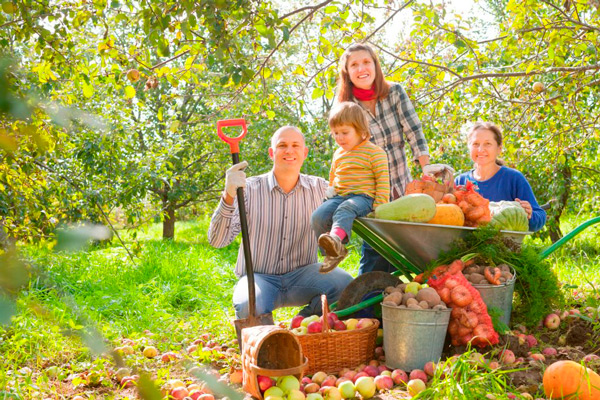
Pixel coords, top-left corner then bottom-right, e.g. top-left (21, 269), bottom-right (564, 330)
top-left (344, 319), bottom-right (358, 330)
top-left (380, 370), bottom-right (392, 377)
top-left (363, 365), bottom-right (378, 378)
top-left (368, 359), bottom-right (379, 367)
top-left (301, 376), bottom-right (313, 385)
top-left (357, 318), bottom-right (374, 330)
top-left (530, 353), bottom-right (545, 362)
top-left (72, 396), bottom-right (85, 400)
top-left (409, 369), bottom-right (427, 383)
top-left (374, 375), bottom-right (393, 391)
top-left (333, 320), bottom-right (347, 331)
top-left (407, 379), bottom-right (426, 396)
top-left (187, 383), bottom-right (202, 392)
top-left (277, 375), bottom-right (300, 393)
top-left (488, 361), bottom-right (500, 370)
top-left (352, 371), bottom-right (369, 383)
top-left (321, 375), bottom-right (337, 388)
top-left (544, 313), bottom-right (561, 330)
top-left (311, 371), bottom-right (327, 386)
top-left (171, 386), bottom-right (190, 400)
top-left (161, 351), bottom-right (178, 362)
top-left (189, 390), bottom-right (204, 400)
top-left (405, 282), bottom-right (421, 295)
top-left (301, 315), bottom-right (320, 328)
top-left (288, 389), bottom-right (306, 400)
top-left (229, 369), bottom-right (243, 385)
top-left (307, 321), bottom-right (323, 334)
top-left (291, 326), bottom-right (308, 336)
top-left (264, 386), bottom-right (284, 398)
top-left (391, 369), bottom-right (408, 385)
top-left (126, 69), bottom-right (141, 83)
top-left (46, 365), bottom-right (60, 379)
top-left (343, 370), bottom-right (357, 381)
top-left (290, 315), bottom-right (305, 329)
top-left (115, 367), bottom-right (130, 382)
top-left (306, 393), bottom-right (323, 400)
top-left (142, 346), bottom-right (158, 358)
top-left (377, 365), bottom-right (389, 374)
top-left (525, 335), bottom-right (538, 348)
top-left (335, 377), bottom-right (350, 387)
top-left (424, 361), bottom-right (436, 377)
top-left (304, 383), bottom-right (320, 394)
top-left (355, 376), bottom-right (376, 399)
top-left (337, 380), bottom-right (355, 399)
top-left (264, 396), bottom-right (284, 400)
top-left (322, 386), bottom-right (342, 400)
top-left (258, 375), bottom-right (275, 392)
top-left (120, 376), bottom-right (136, 388)
top-left (542, 347), bottom-right (557, 357)
top-left (500, 349), bottom-right (516, 364)
top-left (187, 344), bottom-right (198, 353)
top-left (376, 329), bottom-right (384, 346)
top-left (469, 352), bottom-right (486, 367)
top-left (532, 81), bottom-right (545, 93)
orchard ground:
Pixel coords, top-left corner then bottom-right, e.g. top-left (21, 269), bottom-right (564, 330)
top-left (1, 214), bottom-right (599, 399)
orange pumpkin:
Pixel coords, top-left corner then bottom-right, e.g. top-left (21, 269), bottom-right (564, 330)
top-left (427, 203), bottom-right (465, 226)
top-left (543, 360), bottom-right (600, 400)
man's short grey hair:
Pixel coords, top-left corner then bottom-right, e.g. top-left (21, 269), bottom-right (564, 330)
top-left (270, 126), bottom-right (305, 148)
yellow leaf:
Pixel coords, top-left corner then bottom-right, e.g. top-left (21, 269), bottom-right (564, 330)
top-left (266, 110), bottom-right (275, 120)
top-left (124, 86), bottom-right (136, 99)
top-left (169, 121), bottom-right (180, 132)
top-left (82, 82), bottom-right (94, 98)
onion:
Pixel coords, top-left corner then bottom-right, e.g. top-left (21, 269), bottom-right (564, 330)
top-left (438, 287), bottom-right (451, 304)
top-left (451, 285), bottom-right (473, 307)
top-left (444, 277), bottom-right (461, 289)
top-left (459, 311), bottom-right (478, 329)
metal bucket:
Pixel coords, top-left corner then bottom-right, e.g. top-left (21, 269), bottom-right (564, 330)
top-left (473, 273), bottom-right (516, 327)
top-left (382, 304), bottom-right (451, 371)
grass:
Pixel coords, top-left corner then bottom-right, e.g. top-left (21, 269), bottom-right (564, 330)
top-left (1, 213), bottom-right (599, 398)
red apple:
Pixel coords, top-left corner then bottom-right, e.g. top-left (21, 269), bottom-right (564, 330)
top-left (407, 379), bottom-right (426, 397)
top-left (377, 365), bottom-right (389, 374)
top-left (304, 383), bottom-right (320, 393)
top-left (500, 349), bottom-right (516, 364)
top-left (301, 377), bottom-right (313, 386)
top-left (542, 347), bottom-right (557, 357)
top-left (409, 369), bottom-right (427, 383)
top-left (321, 375), bottom-right (337, 388)
top-left (333, 320), bottom-right (347, 331)
top-left (161, 351), bottom-right (178, 362)
top-left (525, 335), bottom-right (538, 348)
top-left (335, 377), bottom-right (350, 387)
top-left (343, 370), bottom-right (357, 381)
top-left (189, 390), bottom-right (204, 400)
top-left (356, 318), bottom-right (374, 330)
top-left (257, 375), bottom-right (274, 392)
top-left (311, 372), bottom-right (327, 386)
top-left (374, 375), bottom-right (393, 391)
top-left (352, 372), bottom-right (369, 383)
top-left (544, 313), bottom-right (561, 330)
top-left (290, 315), bottom-right (304, 329)
top-left (307, 321), bottom-right (323, 334)
top-left (530, 353), bottom-right (545, 362)
top-left (423, 362), bottom-right (436, 377)
top-left (120, 376), bottom-right (136, 388)
top-left (171, 386), bottom-right (190, 400)
top-left (363, 365), bottom-right (379, 377)
top-left (198, 394), bottom-right (215, 400)
top-left (229, 369), bottom-right (243, 385)
top-left (583, 354), bottom-right (600, 362)
top-left (391, 369), bottom-right (408, 385)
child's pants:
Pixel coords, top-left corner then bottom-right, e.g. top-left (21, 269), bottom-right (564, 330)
top-left (311, 194), bottom-right (374, 243)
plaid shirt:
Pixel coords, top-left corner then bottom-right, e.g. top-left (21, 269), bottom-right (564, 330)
top-left (351, 83), bottom-right (429, 199)
top-left (208, 172), bottom-right (328, 277)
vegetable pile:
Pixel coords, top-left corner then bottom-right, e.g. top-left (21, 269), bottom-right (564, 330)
top-left (489, 200), bottom-right (529, 232)
top-left (463, 263), bottom-right (514, 286)
top-left (443, 181), bottom-right (491, 227)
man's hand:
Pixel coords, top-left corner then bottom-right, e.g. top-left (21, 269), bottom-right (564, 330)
top-left (225, 161), bottom-right (248, 199)
top-left (423, 164), bottom-right (455, 183)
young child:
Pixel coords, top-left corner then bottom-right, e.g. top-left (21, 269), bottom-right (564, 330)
top-left (311, 102), bottom-right (390, 273)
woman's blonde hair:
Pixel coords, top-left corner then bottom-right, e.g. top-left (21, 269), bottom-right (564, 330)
top-left (468, 121), bottom-right (505, 166)
top-left (328, 102), bottom-right (370, 140)
top-left (336, 43), bottom-right (390, 102)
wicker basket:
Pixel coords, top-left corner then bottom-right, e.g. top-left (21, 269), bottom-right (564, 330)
top-left (241, 325), bottom-right (308, 400)
top-left (297, 295), bottom-right (379, 375)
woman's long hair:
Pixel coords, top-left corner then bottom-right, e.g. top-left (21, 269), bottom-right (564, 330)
top-left (336, 43), bottom-right (390, 102)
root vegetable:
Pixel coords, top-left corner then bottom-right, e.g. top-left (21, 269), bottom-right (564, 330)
top-left (484, 267), bottom-right (502, 285)
top-left (438, 287), bottom-right (451, 304)
top-left (451, 285), bottom-right (473, 307)
top-left (416, 287), bottom-right (441, 307)
top-left (459, 311), bottom-right (478, 329)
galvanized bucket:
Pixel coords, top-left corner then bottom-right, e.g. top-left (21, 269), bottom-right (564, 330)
top-left (473, 272), bottom-right (516, 327)
top-left (382, 304), bottom-right (451, 371)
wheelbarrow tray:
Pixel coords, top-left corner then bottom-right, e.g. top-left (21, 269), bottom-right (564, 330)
top-left (353, 217), bottom-right (529, 275)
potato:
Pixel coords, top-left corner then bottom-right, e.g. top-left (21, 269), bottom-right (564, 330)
top-left (384, 286), bottom-right (396, 294)
top-left (470, 273), bottom-right (484, 283)
top-left (416, 287), bottom-right (441, 307)
top-left (402, 292), bottom-right (416, 305)
top-left (406, 298), bottom-right (419, 307)
top-left (465, 266), bottom-right (480, 275)
top-left (385, 291), bottom-right (403, 305)
top-left (433, 304), bottom-right (447, 310)
top-left (418, 300), bottom-right (429, 309)
top-left (498, 263), bottom-right (510, 273)
top-left (407, 303), bottom-right (422, 310)
top-left (382, 300), bottom-right (397, 307)
top-left (397, 283), bottom-right (408, 292)
top-left (501, 271), bottom-right (513, 281)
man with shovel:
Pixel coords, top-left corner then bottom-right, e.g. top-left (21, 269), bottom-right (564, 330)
top-left (208, 126), bottom-right (354, 320)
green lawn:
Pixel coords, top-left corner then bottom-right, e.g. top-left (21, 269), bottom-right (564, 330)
top-left (1, 213), bottom-right (599, 397)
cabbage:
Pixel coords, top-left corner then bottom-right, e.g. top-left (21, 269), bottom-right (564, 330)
top-left (489, 201), bottom-right (529, 232)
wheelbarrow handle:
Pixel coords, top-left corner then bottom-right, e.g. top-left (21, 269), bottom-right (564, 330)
top-left (217, 119), bottom-right (248, 154)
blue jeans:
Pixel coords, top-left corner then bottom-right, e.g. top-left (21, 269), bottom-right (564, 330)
top-left (311, 194), bottom-right (374, 243)
top-left (358, 241), bottom-right (395, 275)
top-left (232, 263), bottom-right (354, 319)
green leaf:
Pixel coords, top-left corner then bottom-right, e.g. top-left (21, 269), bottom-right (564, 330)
top-left (266, 110), bottom-right (275, 120)
top-left (324, 5), bottom-right (338, 13)
top-left (82, 82), bottom-right (94, 98)
top-left (124, 86), bottom-right (136, 99)
top-left (282, 26), bottom-right (289, 42)
top-left (311, 87), bottom-right (324, 100)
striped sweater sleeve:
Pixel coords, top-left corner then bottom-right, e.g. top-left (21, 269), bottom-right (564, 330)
top-left (371, 146), bottom-right (390, 208)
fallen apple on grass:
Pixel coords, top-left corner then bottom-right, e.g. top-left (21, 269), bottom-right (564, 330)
top-left (142, 345), bottom-right (158, 358)
top-left (374, 375), bottom-right (393, 391)
top-left (407, 378), bottom-right (426, 397)
top-left (391, 369), bottom-right (408, 385)
top-left (543, 313), bottom-right (561, 330)
top-left (337, 380), bottom-right (355, 399)
top-left (355, 376), bottom-right (376, 399)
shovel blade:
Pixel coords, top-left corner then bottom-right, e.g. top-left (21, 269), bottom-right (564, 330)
top-left (234, 313), bottom-right (274, 350)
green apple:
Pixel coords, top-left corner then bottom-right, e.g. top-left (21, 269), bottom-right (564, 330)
top-left (288, 389), bottom-right (306, 400)
top-left (311, 371), bottom-right (327, 385)
top-left (276, 375), bottom-right (300, 394)
top-left (265, 396), bottom-right (284, 400)
top-left (405, 282), bottom-right (421, 295)
top-left (264, 387), bottom-right (284, 398)
top-left (355, 376), bottom-right (376, 399)
top-left (291, 326), bottom-right (308, 336)
top-left (306, 393), bottom-right (323, 400)
top-left (301, 315), bottom-right (319, 328)
top-left (337, 380), bottom-right (355, 399)
top-left (407, 379), bottom-right (426, 396)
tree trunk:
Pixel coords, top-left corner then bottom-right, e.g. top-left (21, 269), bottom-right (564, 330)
top-left (548, 159), bottom-right (572, 243)
top-left (162, 204), bottom-right (176, 240)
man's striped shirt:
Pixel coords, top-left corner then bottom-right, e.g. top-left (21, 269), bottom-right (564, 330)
top-left (208, 172), bottom-right (328, 277)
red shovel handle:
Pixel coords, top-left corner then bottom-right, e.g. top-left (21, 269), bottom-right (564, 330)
top-left (217, 119), bottom-right (248, 154)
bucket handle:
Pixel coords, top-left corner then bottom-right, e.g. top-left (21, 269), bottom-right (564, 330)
top-left (250, 357), bottom-right (309, 377)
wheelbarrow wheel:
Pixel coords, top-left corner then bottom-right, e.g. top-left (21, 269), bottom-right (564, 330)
top-left (336, 271), bottom-right (401, 311)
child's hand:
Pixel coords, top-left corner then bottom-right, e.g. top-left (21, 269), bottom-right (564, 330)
top-left (325, 186), bottom-right (337, 199)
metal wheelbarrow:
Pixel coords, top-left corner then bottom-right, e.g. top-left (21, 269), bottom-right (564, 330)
top-left (331, 216), bottom-right (600, 317)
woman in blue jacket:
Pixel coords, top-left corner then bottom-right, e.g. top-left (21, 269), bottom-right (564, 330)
top-left (454, 122), bottom-right (546, 232)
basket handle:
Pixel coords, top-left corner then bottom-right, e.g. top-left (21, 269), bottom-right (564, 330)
top-left (249, 357), bottom-right (309, 377)
top-left (320, 294), bottom-right (330, 333)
